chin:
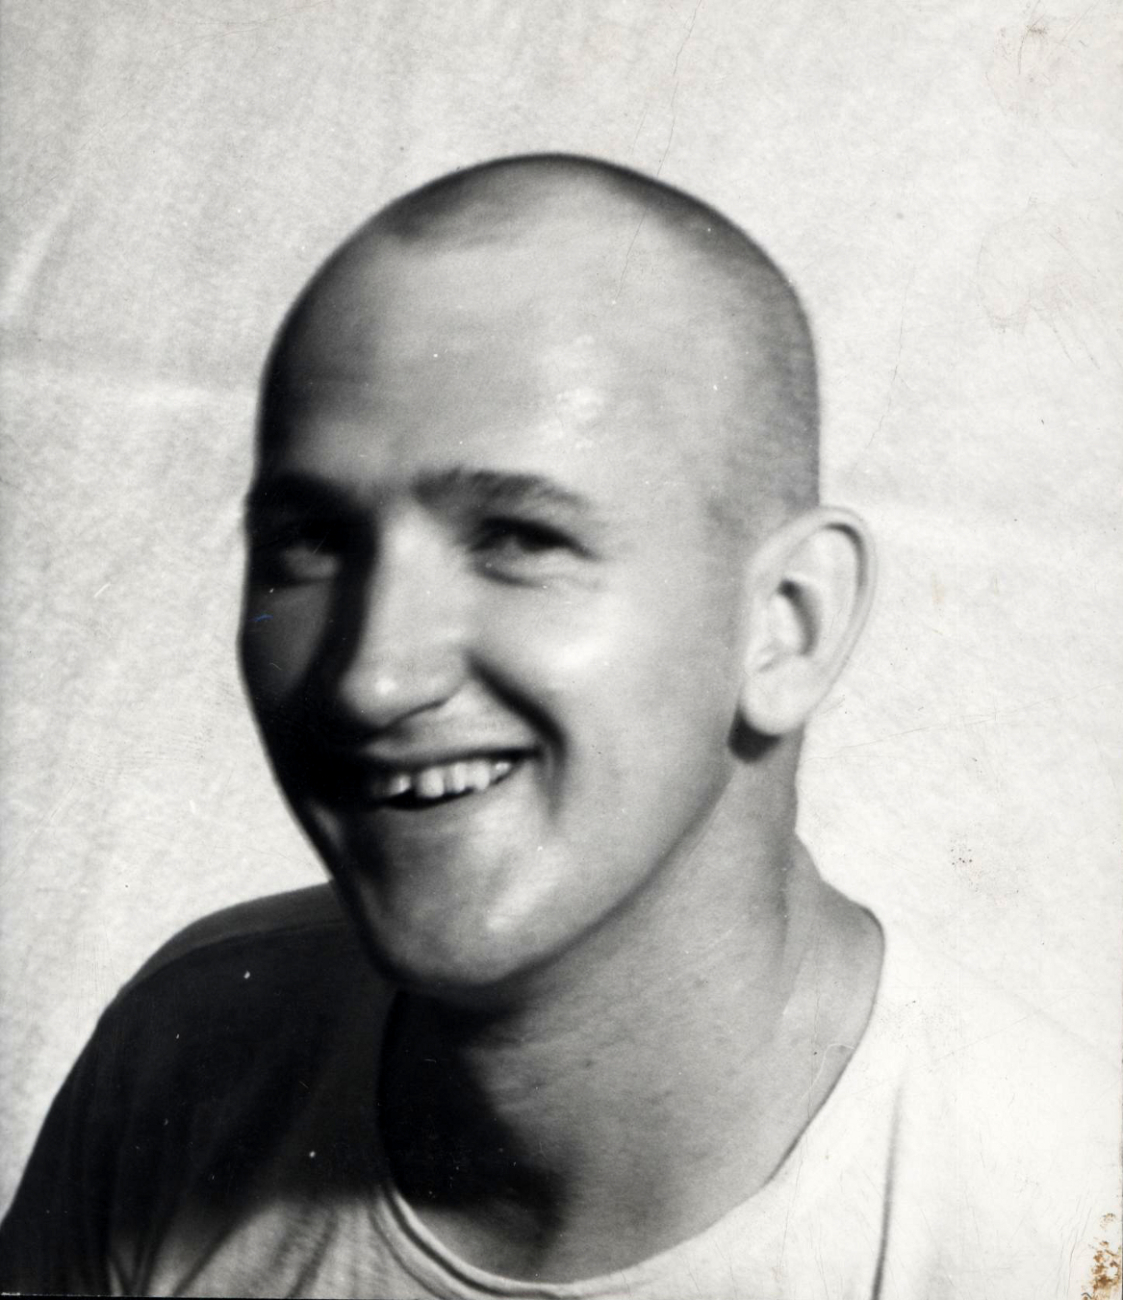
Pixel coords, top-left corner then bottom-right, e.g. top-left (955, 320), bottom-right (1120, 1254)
top-left (328, 869), bottom-right (567, 1007)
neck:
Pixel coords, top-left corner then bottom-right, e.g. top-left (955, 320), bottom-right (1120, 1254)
top-left (377, 778), bottom-right (882, 1281)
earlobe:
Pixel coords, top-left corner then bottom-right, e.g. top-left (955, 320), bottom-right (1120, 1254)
top-left (738, 507), bottom-right (875, 737)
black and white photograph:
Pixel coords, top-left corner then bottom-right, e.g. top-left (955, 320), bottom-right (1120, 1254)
top-left (1, 4), bottom-right (1120, 1297)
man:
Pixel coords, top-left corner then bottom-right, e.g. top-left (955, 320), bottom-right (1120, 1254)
top-left (0, 156), bottom-right (1114, 1297)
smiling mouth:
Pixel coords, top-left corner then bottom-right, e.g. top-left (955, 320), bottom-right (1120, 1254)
top-left (358, 753), bottom-right (525, 808)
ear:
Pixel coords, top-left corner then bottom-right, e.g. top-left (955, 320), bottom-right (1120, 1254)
top-left (738, 506), bottom-right (876, 737)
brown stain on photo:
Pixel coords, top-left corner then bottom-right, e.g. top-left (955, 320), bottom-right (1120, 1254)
top-left (1083, 1215), bottom-right (1121, 1300)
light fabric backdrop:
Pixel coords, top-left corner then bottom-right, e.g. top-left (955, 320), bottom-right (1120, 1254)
top-left (2, 0), bottom-right (1120, 1217)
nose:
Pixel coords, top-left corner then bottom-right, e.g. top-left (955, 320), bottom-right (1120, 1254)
top-left (322, 521), bottom-right (467, 734)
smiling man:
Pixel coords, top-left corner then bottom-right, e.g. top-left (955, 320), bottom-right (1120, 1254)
top-left (0, 156), bottom-right (1114, 1298)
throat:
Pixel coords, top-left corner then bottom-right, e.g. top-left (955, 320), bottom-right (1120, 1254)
top-left (378, 997), bottom-right (578, 1277)
top-left (378, 995), bottom-right (562, 1210)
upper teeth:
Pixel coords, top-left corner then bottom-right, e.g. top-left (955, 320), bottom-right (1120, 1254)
top-left (372, 757), bottom-right (515, 802)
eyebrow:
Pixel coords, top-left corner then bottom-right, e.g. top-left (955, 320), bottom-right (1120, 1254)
top-left (245, 467), bottom-right (597, 523)
top-left (414, 467), bottom-right (594, 520)
top-left (244, 474), bottom-right (350, 518)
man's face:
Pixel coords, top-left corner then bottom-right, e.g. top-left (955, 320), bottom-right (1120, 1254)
top-left (241, 228), bottom-right (756, 994)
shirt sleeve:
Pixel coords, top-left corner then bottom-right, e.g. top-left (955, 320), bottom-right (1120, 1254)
top-left (0, 1002), bottom-right (131, 1296)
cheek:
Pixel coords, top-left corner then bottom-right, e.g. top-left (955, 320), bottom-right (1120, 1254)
top-left (473, 588), bottom-right (634, 720)
top-left (239, 583), bottom-right (329, 712)
top-left (475, 577), bottom-right (743, 753)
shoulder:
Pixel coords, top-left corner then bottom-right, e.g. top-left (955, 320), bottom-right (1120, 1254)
top-left (880, 921), bottom-right (1115, 1096)
top-left (83, 884), bottom-right (385, 1128)
top-left (93, 886), bottom-right (388, 1210)
top-left (0, 887), bottom-right (389, 1292)
top-left (875, 922), bottom-right (1119, 1284)
top-left (124, 882), bottom-right (353, 985)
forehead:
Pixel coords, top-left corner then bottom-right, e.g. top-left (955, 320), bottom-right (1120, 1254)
top-left (264, 223), bottom-right (759, 511)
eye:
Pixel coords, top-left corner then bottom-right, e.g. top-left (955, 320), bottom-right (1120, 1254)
top-left (470, 516), bottom-right (578, 578)
top-left (249, 517), bottom-right (349, 585)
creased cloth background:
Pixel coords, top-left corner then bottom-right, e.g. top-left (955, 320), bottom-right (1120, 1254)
top-left (1, 0), bottom-right (1120, 1216)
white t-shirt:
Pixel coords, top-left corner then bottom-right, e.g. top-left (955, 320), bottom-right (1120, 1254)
top-left (0, 885), bottom-right (1116, 1298)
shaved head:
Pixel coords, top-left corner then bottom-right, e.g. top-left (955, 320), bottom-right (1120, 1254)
top-left (262, 154), bottom-right (818, 540)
